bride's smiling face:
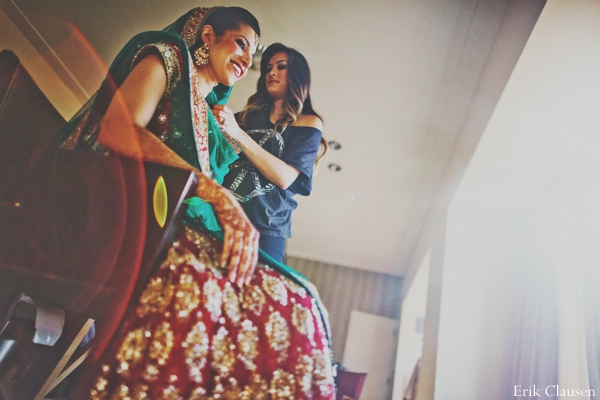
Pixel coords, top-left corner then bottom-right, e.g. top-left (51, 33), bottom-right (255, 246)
top-left (205, 24), bottom-right (257, 86)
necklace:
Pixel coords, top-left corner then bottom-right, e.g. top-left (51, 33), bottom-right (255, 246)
top-left (190, 66), bottom-right (211, 177)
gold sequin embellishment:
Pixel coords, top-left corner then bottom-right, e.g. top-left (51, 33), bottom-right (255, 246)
top-left (282, 276), bottom-right (308, 298)
top-left (265, 311), bottom-right (290, 361)
top-left (241, 283), bottom-right (266, 316)
top-left (132, 42), bottom-right (181, 95)
top-left (241, 374), bottom-right (268, 399)
top-left (313, 348), bottom-right (334, 396)
top-left (185, 321), bottom-right (209, 383)
top-left (296, 353), bottom-right (315, 396)
top-left (203, 277), bottom-right (223, 322)
top-left (292, 302), bottom-right (316, 346)
top-left (149, 321), bottom-right (175, 366)
top-left (174, 272), bottom-right (201, 319)
top-left (262, 274), bottom-right (288, 306)
top-left (180, 7), bottom-right (218, 47)
top-left (115, 328), bottom-right (148, 376)
top-left (237, 319), bottom-right (258, 371)
top-left (269, 369), bottom-right (296, 399)
top-left (212, 327), bottom-right (236, 377)
top-left (223, 283), bottom-right (241, 324)
top-left (136, 275), bottom-right (174, 319)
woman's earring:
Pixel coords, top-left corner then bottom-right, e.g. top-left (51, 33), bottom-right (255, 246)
top-left (194, 43), bottom-right (210, 66)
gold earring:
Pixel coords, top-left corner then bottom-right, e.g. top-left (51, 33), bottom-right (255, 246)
top-left (194, 43), bottom-right (209, 66)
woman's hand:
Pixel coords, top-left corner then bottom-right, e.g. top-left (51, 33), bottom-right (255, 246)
top-left (211, 104), bottom-right (243, 140)
top-left (196, 174), bottom-right (260, 286)
top-left (211, 105), bottom-right (302, 190)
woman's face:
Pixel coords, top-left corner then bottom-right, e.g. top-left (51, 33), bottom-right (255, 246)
top-left (208, 23), bottom-right (257, 86)
top-left (265, 52), bottom-right (289, 100)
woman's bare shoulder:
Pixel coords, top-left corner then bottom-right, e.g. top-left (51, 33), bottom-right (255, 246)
top-left (294, 114), bottom-right (323, 130)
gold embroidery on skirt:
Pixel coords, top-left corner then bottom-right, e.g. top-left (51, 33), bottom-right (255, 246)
top-left (117, 384), bottom-right (130, 397)
top-left (60, 110), bottom-right (90, 150)
top-left (265, 311), bottom-right (290, 362)
top-left (269, 369), bottom-right (296, 399)
top-left (143, 363), bottom-right (160, 382)
top-left (184, 227), bottom-right (225, 277)
top-left (161, 384), bottom-right (181, 400)
top-left (212, 326), bottom-right (236, 377)
top-left (115, 327), bottom-right (148, 376)
top-left (174, 272), bottom-right (201, 319)
top-left (312, 348), bottom-right (334, 396)
top-left (215, 377), bottom-right (243, 400)
top-left (132, 383), bottom-right (150, 399)
top-left (136, 275), bottom-right (175, 318)
top-left (223, 282), bottom-right (241, 324)
top-left (282, 276), bottom-right (308, 298)
top-left (296, 352), bottom-right (315, 396)
top-left (240, 283), bottom-right (266, 316)
top-left (91, 376), bottom-right (108, 399)
top-left (237, 319), bottom-right (258, 371)
top-left (203, 277), bottom-right (223, 322)
top-left (189, 387), bottom-right (207, 399)
top-left (241, 374), bottom-right (269, 400)
top-left (292, 303), bottom-right (316, 346)
top-left (180, 247), bottom-right (207, 273)
top-left (184, 321), bottom-right (209, 383)
top-left (262, 274), bottom-right (288, 306)
top-left (148, 321), bottom-right (174, 366)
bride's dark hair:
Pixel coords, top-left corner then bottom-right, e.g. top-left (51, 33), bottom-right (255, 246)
top-left (189, 7), bottom-right (260, 54)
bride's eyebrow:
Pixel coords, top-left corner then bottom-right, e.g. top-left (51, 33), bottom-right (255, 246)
top-left (238, 35), bottom-right (258, 55)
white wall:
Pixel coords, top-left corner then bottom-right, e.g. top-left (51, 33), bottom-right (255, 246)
top-left (393, 249), bottom-right (430, 400)
top-left (432, 0), bottom-right (600, 398)
top-left (343, 310), bottom-right (399, 399)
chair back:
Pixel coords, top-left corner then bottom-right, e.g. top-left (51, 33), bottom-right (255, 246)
top-left (0, 143), bottom-right (197, 399)
top-left (0, 50), bottom-right (66, 145)
top-left (336, 369), bottom-right (367, 400)
top-left (0, 292), bottom-right (94, 400)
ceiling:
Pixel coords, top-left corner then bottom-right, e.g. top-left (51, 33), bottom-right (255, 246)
top-left (1, 0), bottom-right (546, 276)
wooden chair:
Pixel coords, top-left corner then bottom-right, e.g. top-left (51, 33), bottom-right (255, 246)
top-left (0, 143), bottom-right (196, 399)
top-left (336, 369), bottom-right (367, 400)
top-left (0, 293), bottom-right (94, 399)
top-left (0, 50), bottom-right (66, 145)
top-left (0, 50), bottom-right (197, 399)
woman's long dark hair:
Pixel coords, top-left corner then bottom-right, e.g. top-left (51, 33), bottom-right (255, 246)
top-left (239, 43), bottom-right (328, 164)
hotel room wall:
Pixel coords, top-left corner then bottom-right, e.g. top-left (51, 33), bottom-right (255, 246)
top-left (286, 255), bottom-right (403, 363)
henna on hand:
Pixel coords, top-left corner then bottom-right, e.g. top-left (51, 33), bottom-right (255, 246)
top-left (195, 174), bottom-right (260, 286)
top-left (135, 125), bottom-right (260, 285)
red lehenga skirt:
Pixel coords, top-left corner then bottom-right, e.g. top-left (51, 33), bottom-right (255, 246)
top-left (89, 226), bottom-right (335, 399)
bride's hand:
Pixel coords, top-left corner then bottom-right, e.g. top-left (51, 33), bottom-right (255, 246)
top-left (197, 176), bottom-right (259, 286)
top-left (131, 125), bottom-right (259, 285)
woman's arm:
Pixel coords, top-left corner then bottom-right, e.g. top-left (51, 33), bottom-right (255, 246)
top-left (98, 55), bottom-right (259, 286)
top-left (98, 55), bottom-right (166, 159)
top-left (212, 105), bottom-right (322, 190)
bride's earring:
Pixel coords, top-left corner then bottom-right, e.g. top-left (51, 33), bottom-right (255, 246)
top-left (194, 43), bottom-right (210, 66)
